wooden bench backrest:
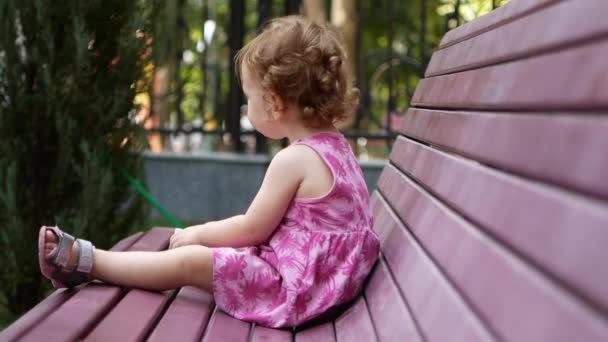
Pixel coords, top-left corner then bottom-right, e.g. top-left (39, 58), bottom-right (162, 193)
top-left (367, 0), bottom-right (608, 341)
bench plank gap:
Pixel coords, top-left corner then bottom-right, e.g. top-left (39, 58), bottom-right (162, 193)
top-left (201, 308), bottom-right (252, 342)
top-left (372, 192), bottom-right (494, 342)
top-left (147, 286), bottom-right (214, 342)
top-left (378, 165), bottom-right (608, 341)
top-left (334, 297), bottom-right (376, 342)
top-left (294, 322), bottom-right (335, 342)
top-left (389, 137), bottom-right (608, 311)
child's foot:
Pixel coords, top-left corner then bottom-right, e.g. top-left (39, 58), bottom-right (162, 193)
top-left (44, 230), bottom-right (80, 272)
top-left (38, 225), bottom-right (95, 288)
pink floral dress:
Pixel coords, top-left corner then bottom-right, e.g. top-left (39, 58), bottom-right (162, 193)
top-left (212, 132), bottom-right (380, 328)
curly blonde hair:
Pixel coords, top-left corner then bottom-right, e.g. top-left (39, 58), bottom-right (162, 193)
top-left (236, 15), bottom-right (359, 128)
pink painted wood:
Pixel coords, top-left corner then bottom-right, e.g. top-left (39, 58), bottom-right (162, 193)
top-left (201, 308), bottom-right (251, 342)
top-left (369, 196), bottom-right (393, 249)
top-left (109, 231), bottom-right (145, 252)
top-left (437, 0), bottom-right (560, 50)
top-left (294, 323), bottom-right (335, 342)
top-left (250, 325), bottom-right (292, 341)
top-left (399, 108), bottom-right (608, 200)
top-left (0, 290), bottom-right (74, 341)
top-left (378, 165), bottom-right (608, 341)
top-left (83, 289), bottom-right (173, 341)
top-left (371, 193), bottom-right (493, 342)
top-left (126, 227), bottom-right (173, 252)
top-left (82, 228), bottom-right (175, 341)
top-left (21, 284), bottom-right (124, 342)
top-left (427, 0), bottom-right (608, 76)
top-left (333, 297), bottom-right (376, 342)
top-left (413, 39), bottom-right (608, 111)
top-left (147, 286), bottom-right (214, 342)
top-left (389, 137), bottom-right (608, 312)
top-left (364, 260), bottom-right (425, 342)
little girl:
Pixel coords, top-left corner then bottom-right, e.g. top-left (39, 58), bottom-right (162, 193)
top-left (38, 15), bottom-right (380, 328)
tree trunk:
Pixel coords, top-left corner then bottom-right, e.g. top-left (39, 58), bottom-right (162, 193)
top-left (303, 0), bottom-right (327, 24)
top-left (331, 0), bottom-right (357, 128)
top-left (151, 66), bottom-right (171, 152)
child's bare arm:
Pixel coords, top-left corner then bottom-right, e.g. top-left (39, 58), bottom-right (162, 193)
top-left (170, 147), bottom-right (303, 249)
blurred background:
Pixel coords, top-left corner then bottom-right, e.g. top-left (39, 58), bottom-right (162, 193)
top-left (142, 0), bottom-right (510, 158)
top-left (0, 0), bottom-right (509, 328)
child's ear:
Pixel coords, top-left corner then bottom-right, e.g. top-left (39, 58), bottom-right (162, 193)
top-left (267, 92), bottom-right (286, 119)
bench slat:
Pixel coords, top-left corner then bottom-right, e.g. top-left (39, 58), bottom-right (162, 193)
top-left (109, 231), bottom-right (145, 252)
top-left (438, 0), bottom-right (559, 50)
top-left (371, 192), bottom-right (494, 342)
top-left (14, 228), bottom-right (151, 341)
top-left (127, 227), bottom-right (173, 251)
top-left (400, 108), bottom-right (608, 200)
top-left (370, 195), bottom-right (393, 246)
top-left (427, 0), bottom-right (608, 77)
top-left (378, 164), bottom-right (608, 341)
top-left (333, 297), bottom-right (376, 342)
top-left (21, 285), bottom-right (124, 342)
top-left (85, 290), bottom-right (174, 341)
top-left (82, 228), bottom-right (175, 341)
top-left (390, 136), bottom-right (608, 311)
top-left (364, 260), bottom-right (426, 342)
top-left (147, 286), bottom-right (214, 342)
top-left (201, 308), bottom-right (252, 342)
top-left (250, 325), bottom-right (293, 341)
top-left (294, 322), bottom-right (335, 342)
top-left (413, 38), bottom-right (608, 111)
top-left (0, 290), bottom-right (74, 342)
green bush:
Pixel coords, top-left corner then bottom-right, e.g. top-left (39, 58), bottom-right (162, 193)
top-left (0, 0), bottom-right (149, 317)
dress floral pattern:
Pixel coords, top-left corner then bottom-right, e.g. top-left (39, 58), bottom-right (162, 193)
top-left (212, 132), bottom-right (380, 328)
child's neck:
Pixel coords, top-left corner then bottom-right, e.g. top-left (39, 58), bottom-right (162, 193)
top-left (285, 124), bottom-right (338, 144)
top-left (279, 105), bottom-right (339, 143)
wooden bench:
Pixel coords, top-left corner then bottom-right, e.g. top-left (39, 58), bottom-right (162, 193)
top-left (3, 0), bottom-right (608, 340)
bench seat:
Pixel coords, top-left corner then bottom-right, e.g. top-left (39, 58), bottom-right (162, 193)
top-left (2, 0), bottom-right (608, 340)
top-left (1, 228), bottom-right (384, 341)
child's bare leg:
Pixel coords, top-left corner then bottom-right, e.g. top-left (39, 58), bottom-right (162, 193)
top-left (44, 231), bottom-right (214, 292)
top-left (92, 247), bottom-right (214, 292)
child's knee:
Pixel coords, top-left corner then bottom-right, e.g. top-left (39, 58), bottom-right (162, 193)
top-left (177, 245), bottom-right (213, 287)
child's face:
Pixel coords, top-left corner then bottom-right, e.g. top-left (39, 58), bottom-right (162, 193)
top-left (241, 66), bottom-right (284, 139)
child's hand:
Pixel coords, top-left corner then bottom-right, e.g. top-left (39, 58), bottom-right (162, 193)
top-left (169, 226), bottom-right (200, 249)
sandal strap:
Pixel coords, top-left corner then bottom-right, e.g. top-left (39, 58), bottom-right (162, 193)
top-left (52, 268), bottom-right (89, 288)
top-left (48, 229), bottom-right (76, 269)
top-left (76, 239), bottom-right (94, 273)
top-left (44, 226), bottom-right (95, 288)
top-left (49, 238), bottom-right (95, 288)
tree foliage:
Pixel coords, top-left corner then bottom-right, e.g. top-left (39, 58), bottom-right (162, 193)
top-left (0, 0), bottom-right (149, 317)
top-left (150, 0), bottom-right (510, 138)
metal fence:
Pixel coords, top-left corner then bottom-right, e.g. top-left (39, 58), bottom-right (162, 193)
top-left (145, 0), bottom-right (509, 158)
